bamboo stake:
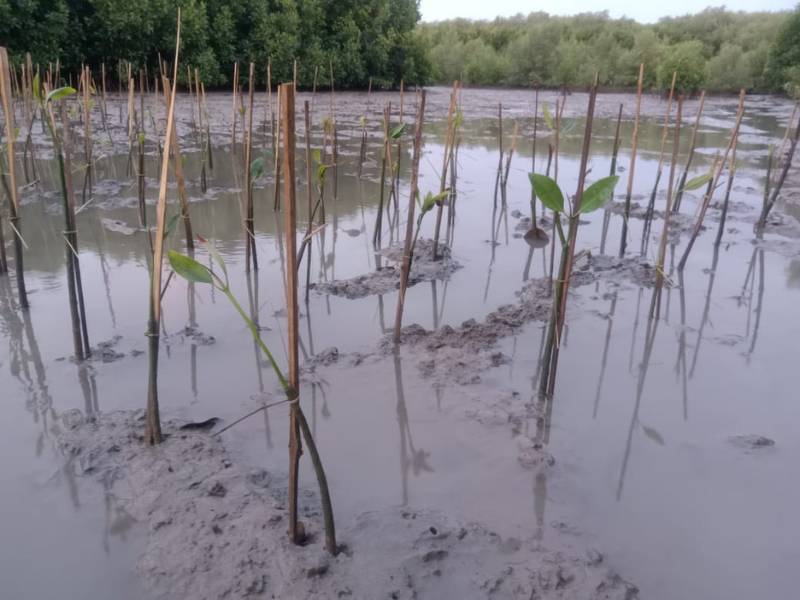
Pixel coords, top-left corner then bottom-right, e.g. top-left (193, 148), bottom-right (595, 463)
top-left (600, 103), bottom-right (624, 253)
top-left (0, 47), bottom-right (28, 308)
top-left (244, 62), bottom-right (257, 271)
top-left (58, 100), bottom-right (91, 359)
top-left (231, 62), bottom-right (238, 151)
top-left (280, 82), bottom-right (336, 554)
top-left (619, 63), bottom-right (644, 257)
top-left (329, 61), bottom-right (338, 201)
top-left (758, 106), bottom-right (800, 229)
top-left (678, 89), bottom-right (746, 271)
top-left (493, 102), bottom-right (504, 207)
top-left (432, 81), bottom-right (459, 259)
top-left (373, 103), bottom-right (391, 247)
top-left (281, 82), bottom-right (302, 545)
top-left (641, 71), bottom-right (676, 255)
top-left (394, 90), bottom-right (426, 342)
top-left (161, 74), bottom-right (194, 251)
top-left (673, 91), bottom-right (706, 213)
top-left (651, 96), bottom-right (683, 318)
top-left (147, 11), bottom-right (182, 446)
top-left (715, 118), bottom-right (739, 246)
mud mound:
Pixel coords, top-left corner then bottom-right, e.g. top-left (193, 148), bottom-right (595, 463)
top-left (311, 239), bottom-right (462, 299)
top-left (57, 410), bottom-right (637, 600)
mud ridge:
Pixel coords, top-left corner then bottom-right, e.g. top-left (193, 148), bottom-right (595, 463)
top-left (57, 410), bottom-right (637, 599)
top-left (310, 239), bottom-right (462, 299)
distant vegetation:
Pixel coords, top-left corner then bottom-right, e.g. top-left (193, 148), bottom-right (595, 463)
top-left (0, 0), bottom-right (429, 87)
top-left (1, 2), bottom-right (800, 94)
top-left (418, 7), bottom-right (800, 94)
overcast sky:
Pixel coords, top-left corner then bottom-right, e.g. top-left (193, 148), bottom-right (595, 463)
top-left (418, 1), bottom-right (797, 23)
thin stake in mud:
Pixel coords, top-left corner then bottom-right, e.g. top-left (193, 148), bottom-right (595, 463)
top-left (641, 70), bottom-right (676, 256)
top-left (394, 90), bottom-right (427, 342)
top-left (619, 63), bottom-right (644, 257)
top-left (650, 96), bottom-right (683, 319)
top-left (0, 47), bottom-right (28, 308)
top-left (37, 84), bottom-right (90, 360)
top-left (432, 81), bottom-right (460, 259)
top-left (673, 90), bottom-right (706, 214)
top-left (715, 115), bottom-right (740, 246)
top-left (146, 10), bottom-right (182, 446)
top-left (244, 62), bottom-right (257, 272)
top-left (758, 104), bottom-right (800, 230)
top-left (533, 80), bottom-right (618, 398)
top-left (80, 66), bottom-right (93, 204)
top-left (373, 103), bottom-right (392, 248)
top-left (493, 102), bottom-right (504, 208)
top-left (678, 89), bottom-right (746, 271)
top-left (231, 62), bottom-right (239, 151)
top-left (161, 73), bottom-right (194, 251)
top-left (600, 103), bottom-right (623, 254)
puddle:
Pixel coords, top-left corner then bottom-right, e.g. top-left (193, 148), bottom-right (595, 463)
top-left (2, 86), bottom-right (799, 599)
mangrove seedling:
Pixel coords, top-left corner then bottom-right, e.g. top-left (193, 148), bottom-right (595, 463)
top-left (531, 160), bottom-right (619, 397)
top-left (168, 243), bottom-right (337, 555)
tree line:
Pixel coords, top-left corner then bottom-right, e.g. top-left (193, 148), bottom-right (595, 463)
top-left (0, 0), bottom-right (429, 88)
top-left (419, 7), bottom-right (800, 94)
top-left (1, 2), bottom-right (799, 94)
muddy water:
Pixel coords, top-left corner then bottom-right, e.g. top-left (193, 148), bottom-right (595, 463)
top-left (2, 87), bottom-right (798, 599)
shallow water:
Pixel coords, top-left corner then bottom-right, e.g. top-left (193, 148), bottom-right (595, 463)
top-left (2, 86), bottom-right (799, 599)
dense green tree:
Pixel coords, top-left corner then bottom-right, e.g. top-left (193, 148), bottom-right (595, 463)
top-left (765, 4), bottom-right (800, 94)
top-left (707, 43), bottom-right (752, 91)
top-left (658, 41), bottom-right (707, 92)
top-left (0, 0), bottom-right (427, 88)
top-left (419, 8), bottom-right (793, 92)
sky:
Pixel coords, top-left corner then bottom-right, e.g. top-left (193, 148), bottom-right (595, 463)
top-left (418, 0), bottom-right (797, 23)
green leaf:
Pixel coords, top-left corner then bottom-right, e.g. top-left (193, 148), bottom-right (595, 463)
top-left (420, 191), bottom-right (443, 215)
top-left (198, 235), bottom-right (228, 282)
top-left (359, 115), bottom-right (366, 129)
top-left (542, 103), bottom-right (554, 130)
top-left (46, 86), bottom-right (76, 104)
top-left (317, 163), bottom-right (330, 182)
top-left (390, 123), bottom-right (406, 140)
top-left (251, 157), bottom-right (265, 181)
top-left (312, 148), bottom-right (322, 165)
top-left (580, 175), bottom-right (619, 214)
top-left (164, 213), bottom-right (181, 237)
top-left (32, 73), bottom-right (41, 102)
top-left (529, 173), bottom-right (564, 214)
top-left (682, 172), bottom-right (713, 192)
top-left (168, 250), bottom-right (213, 285)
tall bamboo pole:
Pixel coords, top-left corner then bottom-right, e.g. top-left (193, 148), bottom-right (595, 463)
top-left (394, 90), bottom-right (427, 342)
top-left (619, 64), bottom-right (644, 257)
top-left (0, 47), bottom-right (28, 308)
top-left (146, 11), bottom-right (181, 445)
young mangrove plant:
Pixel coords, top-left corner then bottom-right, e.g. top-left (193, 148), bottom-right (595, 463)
top-left (168, 83), bottom-right (337, 556)
top-left (530, 85), bottom-right (619, 397)
top-left (37, 82), bottom-right (92, 360)
top-left (673, 91), bottom-right (707, 214)
top-left (394, 90), bottom-right (427, 342)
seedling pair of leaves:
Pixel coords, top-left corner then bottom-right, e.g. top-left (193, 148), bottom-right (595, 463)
top-left (529, 173), bottom-right (619, 218)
